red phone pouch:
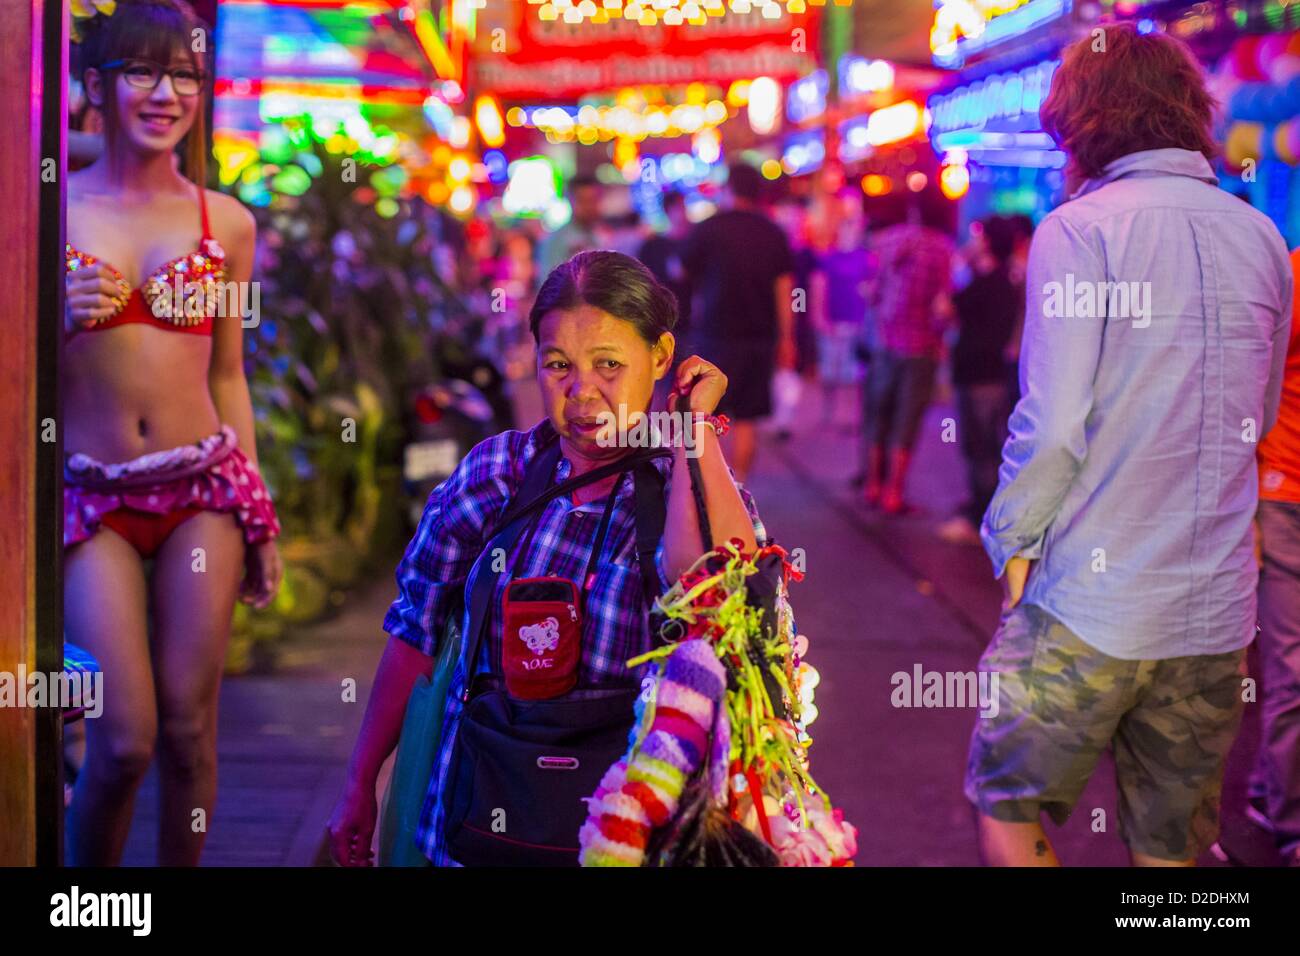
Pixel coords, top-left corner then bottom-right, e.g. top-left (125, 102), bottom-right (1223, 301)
top-left (501, 576), bottom-right (583, 700)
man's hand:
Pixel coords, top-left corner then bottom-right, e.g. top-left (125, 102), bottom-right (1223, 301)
top-left (1001, 555), bottom-right (1033, 611)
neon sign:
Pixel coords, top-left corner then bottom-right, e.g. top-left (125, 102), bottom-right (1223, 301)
top-left (838, 100), bottom-right (927, 162)
top-left (929, 59), bottom-right (1065, 167)
top-left (787, 70), bottom-right (828, 125)
top-left (928, 59), bottom-right (1059, 134)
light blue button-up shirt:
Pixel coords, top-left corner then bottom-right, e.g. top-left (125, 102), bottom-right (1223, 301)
top-left (982, 148), bottom-right (1293, 660)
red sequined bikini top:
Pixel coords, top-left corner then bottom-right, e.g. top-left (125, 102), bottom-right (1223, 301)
top-left (65, 185), bottom-right (226, 339)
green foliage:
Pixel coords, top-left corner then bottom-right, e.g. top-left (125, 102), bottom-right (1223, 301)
top-left (223, 117), bottom-right (483, 671)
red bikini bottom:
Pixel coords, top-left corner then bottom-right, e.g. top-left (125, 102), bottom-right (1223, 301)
top-left (64, 425), bottom-right (281, 554)
top-left (98, 506), bottom-right (205, 559)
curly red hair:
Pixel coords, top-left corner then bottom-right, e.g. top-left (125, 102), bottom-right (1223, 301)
top-left (1041, 22), bottom-right (1218, 186)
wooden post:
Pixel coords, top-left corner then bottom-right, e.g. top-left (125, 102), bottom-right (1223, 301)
top-left (0, 0), bottom-right (64, 867)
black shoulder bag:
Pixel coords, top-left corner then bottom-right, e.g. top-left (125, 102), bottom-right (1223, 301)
top-left (442, 437), bottom-right (672, 866)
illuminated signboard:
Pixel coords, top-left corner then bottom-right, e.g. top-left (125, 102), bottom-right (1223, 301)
top-left (928, 58), bottom-right (1058, 135)
top-left (931, 0), bottom-right (1073, 69)
top-left (838, 56), bottom-right (895, 98)
top-left (928, 58), bottom-right (1066, 167)
top-left (782, 128), bottom-right (825, 175)
top-left (473, 4), bottom-right (819, 98)
top-left (838, 100), bottom-right (927, 163)
top-left (787, 70), bottom-right (828, 125)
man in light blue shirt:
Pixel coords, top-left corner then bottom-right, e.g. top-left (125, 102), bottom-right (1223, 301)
top-left (965, 23), bottom-right (1293, 867)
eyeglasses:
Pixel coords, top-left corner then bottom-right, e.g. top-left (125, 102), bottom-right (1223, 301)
top-left (99, 58), bottom-right (206, 96)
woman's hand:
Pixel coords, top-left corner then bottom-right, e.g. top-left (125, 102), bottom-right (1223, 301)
top-left (327, 780), bottom-right (378, 867)
top-left (240, 539), bottom-right (283, 609)
top-left (670, 355), bottom-right (728, 415)
top-left (65, 264), bottom-right (125, 332)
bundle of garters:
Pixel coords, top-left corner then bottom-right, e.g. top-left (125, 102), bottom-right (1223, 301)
top-left (578, 540), bottom-right (857, 866)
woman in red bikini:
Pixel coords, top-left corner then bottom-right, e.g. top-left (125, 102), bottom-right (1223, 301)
top-left (63, 0), bottom-right (282, 865)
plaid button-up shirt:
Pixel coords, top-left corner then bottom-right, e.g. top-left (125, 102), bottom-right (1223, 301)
top-left (382, 418), bottom-right (767, 865)
top-left (870, 223), bottom-right (955, 359)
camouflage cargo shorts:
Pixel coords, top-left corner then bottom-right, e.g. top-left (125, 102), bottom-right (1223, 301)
top-left (964, 603), bottom-right (1247, 861)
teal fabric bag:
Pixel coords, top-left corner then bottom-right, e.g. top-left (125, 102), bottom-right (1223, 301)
top-left (378, 604), bottom-right (462, 867)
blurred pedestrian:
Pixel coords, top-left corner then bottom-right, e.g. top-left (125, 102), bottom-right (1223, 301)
top-left (636, 190), bottom-right (692, 332)
top-left (1248, 246), bottom-right (1300, 866)
top-left (862, 188), bottom-right (955, 513)
top-left (639, 191), bottom-right (695, 415)
top-left (938, 215), bottom-right (1019, 546)
top-left (681, 162), bottom-right (797, 480)
top-left (540, 174), bottom-right (605, 275)
top-left (813, 191), bottom-right (871, 429)
top-left (1002, 214), bottom-right (1034, 407)
top-left (771, 196), bottom-right (820, 440)
top-left (966, 22), bottom-right (1293, 867)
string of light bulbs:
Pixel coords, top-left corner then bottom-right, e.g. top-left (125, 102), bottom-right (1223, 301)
top-left (527, 0), bottom-right (853, 27)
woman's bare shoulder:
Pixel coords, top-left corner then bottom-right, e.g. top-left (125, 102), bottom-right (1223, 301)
top-left (204, 188), bottom-right (256, 245)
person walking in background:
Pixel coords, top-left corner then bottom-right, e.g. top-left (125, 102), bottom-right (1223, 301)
top-left (1246, 246), bottom-right (1300, 866)
top-left (681, 162), bottom-right (797, 481)
top-left (638, 190), bottom-right (695, 414)
top-left (967, 23), bottom-right (1292, 867)
top-left (771, 196), bottom-right (821, 440)
top-left (813, 191), bottom-right (872, 430)
top-left (938, 215), bottom-right (1020, 546)
top-left (540, 174), bottom-right (606, 275)
top-left (636, 190), bottom-right (692, 335)
top-left (861, 189), bottom-right (954, 513)
top-left (1002, 214), bottom-right (1035, 408)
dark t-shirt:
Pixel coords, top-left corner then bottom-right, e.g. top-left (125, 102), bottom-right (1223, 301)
top-left (951, 267), bottom-right (1020, 386)
top-left (681, 209), bottom-right (794, 348)
top-left (636, 234), bottom-right (692, 334)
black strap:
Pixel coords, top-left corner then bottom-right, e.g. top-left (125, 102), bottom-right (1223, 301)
top-left (665, 393), bottom-right (715, 555)
top-left (633, 463), bottom-right (669, 608)
top-left (487, 444), bottom-right (670, 534)
top-left (685, 452), bottom-right (713, 552)
top-left (580, 473), bottom-right (625, 596)
top-left (509, 470), bottom-right (624, 593)
top-left (462, 439), bottom-right (564, 683)
top-left (461, 440), bottom-right (673, 689)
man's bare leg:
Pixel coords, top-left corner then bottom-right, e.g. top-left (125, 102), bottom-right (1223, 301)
top-left (979, 815), bottom-right (1061, 866)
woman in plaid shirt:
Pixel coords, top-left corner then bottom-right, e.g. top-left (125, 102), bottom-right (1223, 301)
top-left (329, 251), bottom-right (767, 865)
